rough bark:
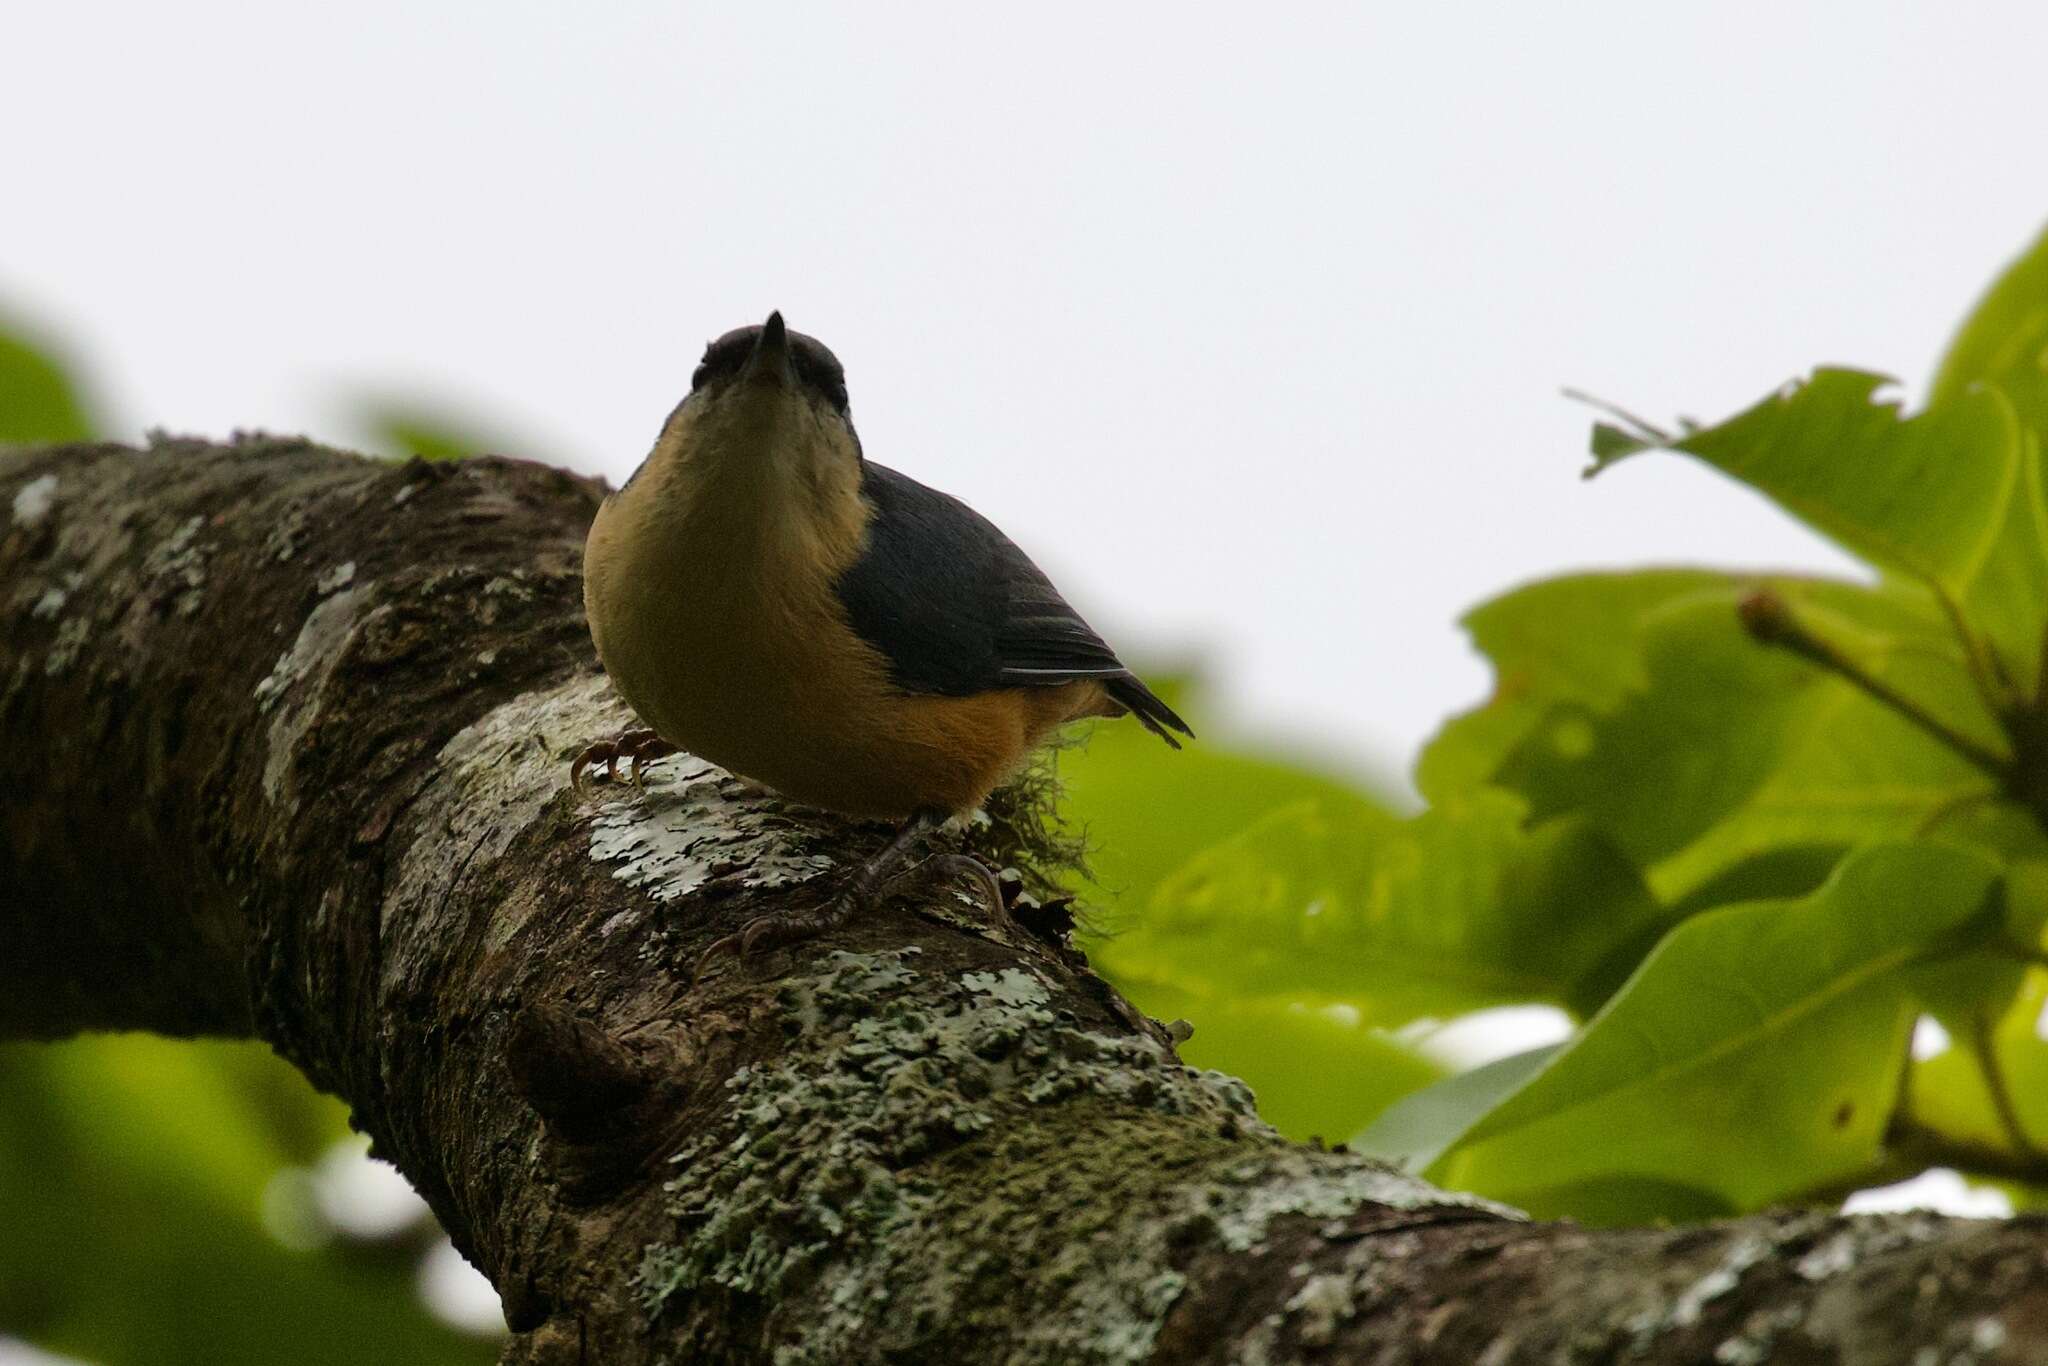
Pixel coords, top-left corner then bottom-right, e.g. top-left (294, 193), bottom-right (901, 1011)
top-left (4, 436), bottom-right (2047, 1366)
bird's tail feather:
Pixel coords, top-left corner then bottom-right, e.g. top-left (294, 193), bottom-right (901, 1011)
top-left (1106, 675), bottom-right (1193, 750)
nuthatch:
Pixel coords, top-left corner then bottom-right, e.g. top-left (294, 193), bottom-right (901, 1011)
top-left (577, 313), bottom-right (1191, 963)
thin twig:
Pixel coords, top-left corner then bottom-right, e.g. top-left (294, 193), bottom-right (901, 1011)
top-left (1974, 1014), bottom-right (2048, 1168)
top-left (1739, 590), bottom-right (2012, 781)
top-left (1929, 581), bottom-right (2016, 717)
top-left (1560, 387), bottom-right (1676, 445)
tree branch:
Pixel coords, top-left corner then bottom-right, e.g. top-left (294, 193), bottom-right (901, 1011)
top-left (5, 439), bottom-right (2046, 1364)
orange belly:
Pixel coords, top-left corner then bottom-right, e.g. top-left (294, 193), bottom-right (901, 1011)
top-left (599, 616), bottom-right (1106, 818)
top-left (729, 681), bottom-right (1110, 818)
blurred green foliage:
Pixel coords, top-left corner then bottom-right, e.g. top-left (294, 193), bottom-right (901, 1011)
top-left (1055, 688), bottom-right (1425, 1141)
top-left (0, 1038), bottom-right (491, 1366)
top-left (353, 397), bottom-right (533, 464)
top-left (0, 318), bottom-right (94, 446)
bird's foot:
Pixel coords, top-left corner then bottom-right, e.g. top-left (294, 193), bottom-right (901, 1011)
top-left (693, 886), bottom-right (873, 980)
top-left (570, 728), bottom-right (679, 789)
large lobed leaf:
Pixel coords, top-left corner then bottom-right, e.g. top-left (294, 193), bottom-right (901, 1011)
top-left (1417, 569), bottom-right (1732, 802)
top-left (1934, 223), bottom-right (2048, 419)
top-left (1095, 789), bottom-right (1662, 1028)
top-left (1902, 862), bottom-right (2048, 1170)
top-left (1058, 678), bottom-right (1389, 917)
top-left (1928, 223), bottom-right (2048, 696)
top-left (1590, 365), bottom-right (2048, 697)
top-left (1127, 980), bottom-right (1446, 1142)
top-left (1420, 843), bottom-right (2004, 1222)
top-left (1586, 369), bottom-right (2021, 608)
top-left (1904, 965), bottom-right (2048, 1167)
top-left (1428, 571), bottom-right (2018, 903)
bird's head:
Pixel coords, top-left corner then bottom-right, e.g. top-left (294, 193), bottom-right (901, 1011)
top-left (676, 311), bottom-right (856, 446)
top-left (628, 311), bottom-right (865, 515)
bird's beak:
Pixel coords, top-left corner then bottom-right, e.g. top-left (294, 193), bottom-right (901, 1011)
top-left (741, 311), bottom-right (794, 387)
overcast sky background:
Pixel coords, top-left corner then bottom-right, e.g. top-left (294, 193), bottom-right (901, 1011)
top-left (8, 3), bottom-right (2048, 795)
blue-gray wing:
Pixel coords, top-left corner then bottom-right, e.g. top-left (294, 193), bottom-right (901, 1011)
top-left (834, 463), bottom-right (1191, 745)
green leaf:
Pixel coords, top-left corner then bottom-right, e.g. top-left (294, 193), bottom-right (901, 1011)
top-left (1933, 222), bottom-right (2048, 417)
top-left (1350, 1044), bottom-right (1560, 1173)
top-left (1060, 678), bottom-right (1411, 1140)
top-left (0, 1037), bottom-right (492, 1366)
top-left (1587, 368), bottom-right (2018, 593)
top-left (354, 398), bottom-right (528, 463)
top-left (1488, 581), bottom-right (2016, 901)
top-left (1059, 677), bottom-right (1390, 914)
top-left (1927, 225), bottom-right (2048, 694)
top-left (1585, 366), bottom-right (2047, 694)
top-left (1900, 866), bottom-right (2048, 1168)
top-left (1433, 843), bottom-right (2002, 1222)
top-left (1494, 593), bottom-right (1814, 870)
top-left (1418, 569), bottom-right (1733, 802)
top-left (1095, 789), bottom-right (1663, 1029)
top-left (1900, 961), bottom-right (2040, 1160)
top-left (0, 325), bottom-right (95, 445)
top-left (1589, 421), bottom-right (1651, 464)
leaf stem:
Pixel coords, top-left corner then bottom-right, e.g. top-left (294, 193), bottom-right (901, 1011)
top-left (1913, 790), bottom-right (2002, 837)
top-left (1737, 589), bottom-right (2012, 782)
top-left (1995, 943), bottom-right (2048, 972)
top-left (1560, 388), bottom-right (1674, 444)
top-left (2034, 616), bottom-right (2048, 711)
top-left (1973, 1014), bottom-right (2048, 1168)
top-left (1930, 582), bottom-right (2017, 716)
top-left (1885, 1116), bottom-right (2048, 1189)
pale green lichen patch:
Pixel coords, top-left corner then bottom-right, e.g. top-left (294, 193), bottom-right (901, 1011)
top-left (636, 953), bottom-right (1483, 1364)
top-left (1614, 1212), bottom-right (1960, 1362)
top-left (30, 570), bottom-right (80, 621)
top-left (142, 513), bottom-right (209, 617)
top-left (398, 674), bottom-right (620, 953)
top-left (586, 761), bottom-right (846, 902)
top-left (1667, 1231), bottom-right (1770, 1329)
top-left (256, 585), bottom-right (370, 712)
top-left (1793, 1229), bottom-right (1860, 1281)
top-left (11, 472), bottom-right (57, 527)
top-left (1285, 1272), bottom-right (1357, 1347)
top-left (960, 968), bottom-right (1049, 1008)
top-left (1201, 1147), bottom-right (1496, 1254)
top-left (314, 560), bottom-right (356, 594)
top-left (43, 616), bottom-right (91, 676)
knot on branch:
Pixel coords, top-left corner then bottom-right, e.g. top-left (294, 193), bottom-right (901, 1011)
top-left (506, 1003), bottom-right (652, 1144)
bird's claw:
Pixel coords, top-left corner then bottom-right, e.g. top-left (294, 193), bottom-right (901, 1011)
top-left (903, 853), bottom-right (1012, 929)
top-left (570, 729), bottom-right (679, 789)
top-left (693, 888), bottom-right (868, 982)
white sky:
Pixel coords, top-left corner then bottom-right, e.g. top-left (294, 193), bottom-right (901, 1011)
top-left (9, 2), bottom-right (2046, 793)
